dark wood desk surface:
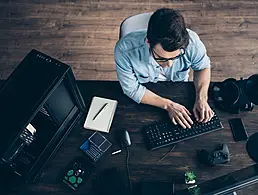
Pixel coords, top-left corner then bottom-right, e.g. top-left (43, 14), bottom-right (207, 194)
top-left (8, 81), bottom-right (258, 195)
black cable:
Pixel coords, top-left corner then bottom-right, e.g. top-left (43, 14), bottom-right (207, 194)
top-left (144, 144), bottom-right (177, 179)
top-left (126, 147), bottom-right (132, 194)
top-left (125, 145), bottom-right (176, 193)
top-left (156, 144), bottom-right (176, 163)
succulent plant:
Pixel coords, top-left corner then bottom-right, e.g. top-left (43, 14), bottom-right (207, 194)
top-left (185, 171), bottom-right (196, 182)
top-left (188, 185), bottom-right (201, 195)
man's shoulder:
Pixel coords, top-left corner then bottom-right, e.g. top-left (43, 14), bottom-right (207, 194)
top-left (115, 30), bottom-right (147, 54)
top-left (187, 29), bottom-right (202, 47)
top-left (184, 29), bottom-right (210, 67)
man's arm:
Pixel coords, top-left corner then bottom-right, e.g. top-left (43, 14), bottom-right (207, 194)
top-left (141, 89), bottom-right (169, 109)
top-left (193, 67), bottom-right (214, 122)
top-left (141, 89), bottom-right (193, 128)
top-left (190, 30), bottom-right (213, 122)
top-left (115, 45), bottom-right (146, 103)
top-left (193, 67), bottom-right (210, 102)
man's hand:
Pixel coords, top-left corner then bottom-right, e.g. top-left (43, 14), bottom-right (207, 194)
top-left (193, 100), bottom-right (214, 123)
top-left (165, 100), bottom-right (193, 129)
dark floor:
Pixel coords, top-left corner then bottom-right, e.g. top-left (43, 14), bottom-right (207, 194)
top-left (0, 0), bottom-right (258, 194)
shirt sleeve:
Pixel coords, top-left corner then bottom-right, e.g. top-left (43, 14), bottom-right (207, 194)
top-left (114, 45), bottom-right (146, 104)
top-left (190, 34), bottom-right (211, 71)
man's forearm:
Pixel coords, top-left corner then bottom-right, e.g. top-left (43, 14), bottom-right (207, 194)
top-left (141, 88), bottom-right (194, 128)
top-left (141, 89), bottom-right (171, 110)
top-left (193, 68), bottom-right (211, 102)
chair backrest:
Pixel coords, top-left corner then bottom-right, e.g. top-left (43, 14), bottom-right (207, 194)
top-left (119, 12), bottom-right (153, 39)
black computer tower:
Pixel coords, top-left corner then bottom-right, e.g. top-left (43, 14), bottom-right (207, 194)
top-left (0, 49), bottom-right (85, 183)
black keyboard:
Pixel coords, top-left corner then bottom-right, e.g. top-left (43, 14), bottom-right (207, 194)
top-left (142, 112), bottom-right (223, 150)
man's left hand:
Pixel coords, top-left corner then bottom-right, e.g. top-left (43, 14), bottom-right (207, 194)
top-left (193, 100), bottom-right (214, 123)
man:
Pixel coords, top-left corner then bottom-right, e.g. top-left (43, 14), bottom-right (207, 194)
top-left (114, 8), bottom-right (214, 129)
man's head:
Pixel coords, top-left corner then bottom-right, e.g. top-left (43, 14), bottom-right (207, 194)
top-left (147, 8), bottom-right (189, 67)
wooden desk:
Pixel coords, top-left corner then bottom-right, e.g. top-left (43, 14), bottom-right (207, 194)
top-left (7, 81), bottom-right (258, 195)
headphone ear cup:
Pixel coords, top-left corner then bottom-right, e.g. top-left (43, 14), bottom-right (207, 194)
top-left (212, 78), bottom-right (240, 112)
top-left (221, 78), bottom-right (240, 107)
top-left (222, 78), bottom-right (237, 83)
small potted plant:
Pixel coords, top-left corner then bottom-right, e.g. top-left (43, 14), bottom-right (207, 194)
top-left (188, 185), bottom-right (201, 195)
top-left (185, 171), bottom-right (196, 184)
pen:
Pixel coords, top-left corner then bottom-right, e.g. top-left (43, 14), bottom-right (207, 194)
top-left (92, 103), bottom-right (108, 120)
top-left (109, 149), bottom-right (122, 156)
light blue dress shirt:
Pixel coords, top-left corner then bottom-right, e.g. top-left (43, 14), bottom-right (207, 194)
top-left (114, 29), bottom-right (211, 103)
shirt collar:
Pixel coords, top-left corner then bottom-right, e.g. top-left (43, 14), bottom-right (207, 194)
top-left (148, 50), bottom-right (160, 67)
top-left (141, 36), bottom-right (157, 66)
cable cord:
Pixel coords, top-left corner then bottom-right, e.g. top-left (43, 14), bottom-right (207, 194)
top-left (144, 144), bottom-right (177, 180)
top-left (126, 147), bottom-right (132, 194)
top-left (156, 144), bottom-right (176, 163)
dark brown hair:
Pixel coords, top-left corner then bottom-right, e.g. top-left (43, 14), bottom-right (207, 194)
top-left (147, 8), bottom-right (189, 51)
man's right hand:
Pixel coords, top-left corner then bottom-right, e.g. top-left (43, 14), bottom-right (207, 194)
top-left (164, 100), bottom-right (193, 129)
top-left (140, 90), bottom-right (193, 128)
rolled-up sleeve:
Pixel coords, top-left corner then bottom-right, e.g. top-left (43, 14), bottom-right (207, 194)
top-left (190, 34), bottom-right (211, 71)
top-left (114, 45), bottom-right (146, 103)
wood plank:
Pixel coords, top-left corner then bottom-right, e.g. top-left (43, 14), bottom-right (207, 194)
top-left (0, 0), bottom-right (258, 83)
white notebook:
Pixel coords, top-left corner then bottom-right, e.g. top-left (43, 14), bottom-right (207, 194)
top-left (83, 96), bottom-right (118, 133)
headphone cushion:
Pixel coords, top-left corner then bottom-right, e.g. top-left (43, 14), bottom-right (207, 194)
top-left (221, 79), bottom-right (240, 106)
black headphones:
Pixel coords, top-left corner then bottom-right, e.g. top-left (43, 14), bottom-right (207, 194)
top-left (212, 75), bottom-right (258, 113)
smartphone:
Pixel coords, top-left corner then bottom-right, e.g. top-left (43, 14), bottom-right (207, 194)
top-left (228, 118), bottom-right (248, 142)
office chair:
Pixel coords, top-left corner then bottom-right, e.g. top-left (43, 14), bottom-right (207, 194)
top-left (119, 12), bottom-right (153, 39)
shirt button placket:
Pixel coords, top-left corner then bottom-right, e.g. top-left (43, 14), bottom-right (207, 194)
top-left (155, 66), bottom-right (159, 81)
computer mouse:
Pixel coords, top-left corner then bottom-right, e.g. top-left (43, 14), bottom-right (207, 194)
top-left (120, 130), bottom-right (131, 147)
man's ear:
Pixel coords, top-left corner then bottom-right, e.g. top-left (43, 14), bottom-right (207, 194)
top-left (146, 37), bottom-right (150, 48)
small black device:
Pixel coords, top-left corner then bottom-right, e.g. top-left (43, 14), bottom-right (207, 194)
top-left (141, 182), bottom-right (174, 195)
top-left (93, 168), bottom-right (130, 195)
top-left (142, 111), bottom-right (223, 150)
top-left (229, 118), bottom-right (248, 142)
top-left (63, 157), bottom-right (95, 190)
top-left (80, 132), bottom-right (112, 162)
top-left (120, 130), bottom-right (131, 147)
top-left (198, 144), bottom-right (230, 166)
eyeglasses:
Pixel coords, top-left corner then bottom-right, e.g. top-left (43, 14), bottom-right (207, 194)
top-left (151, 48), bottom-right (185, 63)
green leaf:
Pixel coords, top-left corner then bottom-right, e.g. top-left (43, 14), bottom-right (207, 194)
top-left (67, 170), bottom-right (74, 176)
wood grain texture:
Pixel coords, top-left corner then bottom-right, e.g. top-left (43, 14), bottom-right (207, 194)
top-left (0, 0), bottom-right (258, 81)
top-left (1, 0), bottom-right (258, 194)
top-left (4, 81), bottom-right (258, 195)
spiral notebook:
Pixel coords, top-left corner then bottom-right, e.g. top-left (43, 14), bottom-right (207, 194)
top-left (83, 96), bottom-right (118, 133)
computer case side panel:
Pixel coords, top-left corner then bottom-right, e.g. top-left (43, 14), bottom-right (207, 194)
top-left (0, 49), bottom-right (70, 157)
top-left (0, 50), bottom-right (86, 184)
top-left (27, 70), bottom-right (85, 182)
top-left (66, 68), bottom-right (86, 112)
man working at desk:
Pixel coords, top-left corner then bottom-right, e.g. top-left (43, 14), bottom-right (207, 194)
top-left (115, 8), bottom-right (214, 129)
